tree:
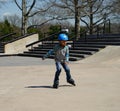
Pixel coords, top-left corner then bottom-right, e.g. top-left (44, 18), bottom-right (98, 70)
top-left (110, 0), bottom-right (120, 22)
top-left (0, 19), bottom-right (13, 35)
top-left (14, 0), bottom-right (54, 35)
top-left (49, 0), bottom-right (88, 40)
top-left (50, 0), bottom-right (114, 37)
top-left (81, 0), bottom-right (107, 34)
top-left (48, 25), bottom-right (61, 35)
top-left (4, 14), bottom-right (21, 27)
top-left (112, 0), bottom-right (120, 15)
top-left (14, 0), bottom-right (35, 35)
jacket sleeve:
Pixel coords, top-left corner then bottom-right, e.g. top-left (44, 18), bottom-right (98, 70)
top-left (43, 45), bottom-right (57, 58)
top-left (65, 46), bottom-right (69, 62)
top-left (44, 49), bottom-right (54, 58)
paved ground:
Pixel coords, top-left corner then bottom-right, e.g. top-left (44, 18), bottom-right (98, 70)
top-left (0, 46), bottom-right (120, 111)
top-left (0, 56), bottom-right (54, 66)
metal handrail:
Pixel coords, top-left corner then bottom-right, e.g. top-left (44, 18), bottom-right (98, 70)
top-left (71, 19), bottom-right (111, 48)
top-left (7, 33), bottom-right (37, 43)
top-left (95, 19), bottom-right (111, 36)
top-left (79, 19), bottom-right (111, 39)
top-left (26, 32), bottom-right (60, 48)
top-left (0, 33), bottom-right (16, 42)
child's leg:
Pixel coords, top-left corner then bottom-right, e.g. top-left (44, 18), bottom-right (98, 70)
top-left (53, 62), bottom-right (62, 88)
top-left (61, 63), bottom-right (76, 86)
top-left (61, 63), bottom-right (71, 81)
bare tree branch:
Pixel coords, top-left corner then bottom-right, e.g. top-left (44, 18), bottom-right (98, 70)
top-left (27, 15), bottom-right (74, 30)
top-left (28, 4), bottom-right (54, 17)
top-left (14, 0), bottom-right (22, 10)
top-left (80, 18), bottom-right (89, 29)
top-left (26, 0), bottom-right (36, 16)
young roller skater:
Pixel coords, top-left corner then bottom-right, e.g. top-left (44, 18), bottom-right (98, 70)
top-left (42, 33), bottom-right (76, 89)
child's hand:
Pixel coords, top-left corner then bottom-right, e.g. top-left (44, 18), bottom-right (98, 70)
top-left (65, 61), bottom-right (69, 65)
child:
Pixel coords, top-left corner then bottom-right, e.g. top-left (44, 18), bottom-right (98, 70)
top-left (42, 33), bottom-right (76, 89)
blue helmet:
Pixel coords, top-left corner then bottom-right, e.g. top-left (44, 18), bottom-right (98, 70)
top-left (58, 34), bottom-right (68, 41)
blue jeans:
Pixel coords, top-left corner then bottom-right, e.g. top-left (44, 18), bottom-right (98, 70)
top-left (54, 62), bottom-right (72, 83)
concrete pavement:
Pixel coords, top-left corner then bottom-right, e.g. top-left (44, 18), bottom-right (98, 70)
top-left (0, 46), bottom-right (120, 111)
top-left (0, 56), bottom-right (54, 66)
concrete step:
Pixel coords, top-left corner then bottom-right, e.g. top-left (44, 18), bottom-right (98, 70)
top-left (0, 45), bottom-right (4, 47)
top-left (0, 47), bottom-right (4, 50)
top-left (29, 48), bottom-right (50, 52)
top-left (0, 43), bottom-right (5, 53)
top-left (24, 51), bottom-right (47, 55)
top-left (73, 44), bottom-right (106, 48)
top-left (70, 53), bottom-right (86, 58)
top-left (78, 37), bottom-right (120, 42)
top-left (24, 51), bottom-right (86, 58)
top-left (80, 36), bottom-right (120, 40)
top-left (18, 53), bottom-right (48, 58)
top-left (76, 39), bottom-right (120, 42)
top-left (70, 50), bottom-right (94, 55)
top-left (84, 34), bottom-right (120, 38)
top-left (71, 47), bottom-right (100, 51)
top-left (0, 51), bottom-right (4, 53)
top-left (74, 42), bottom-right (120, 45)
top-left (37, 44), bottom-right (105, 49)
top-left (29, 47), bottom-right (96, 56)
top-left (18, 53), bottom-right (81, 61)
top-left (0, 48), bottom-right (4, 53)
top-left (32, 46), bottom-right (100, 52)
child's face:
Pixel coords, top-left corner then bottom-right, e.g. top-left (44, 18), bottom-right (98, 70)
top-left (59, 41), bottom-right (67, 47)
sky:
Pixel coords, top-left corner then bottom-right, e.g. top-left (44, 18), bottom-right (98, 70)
top-left (0, 0), bottom-right (76, 26)
top-left (0, 0), bottom-right (117, 25)
top-left (0, 0), bottom-right (21, 20)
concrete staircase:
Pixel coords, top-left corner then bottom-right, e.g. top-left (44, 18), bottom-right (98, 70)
top-left (21, 41), bottom-right (105, 61)
top-left (0, 43), bottom-right (4, 53)
top-left (19, 34), bottom-right (120, 61)
top-left (0, 33), bottom-right (39, 57)
top-left (18, 34), bottom-right (120, 61)
top-left (0, 33), bottom-right (16, 54)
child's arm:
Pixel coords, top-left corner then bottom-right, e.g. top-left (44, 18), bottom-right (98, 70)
top-left (65, 46), bottom-right (69, 62)
top-left (42, 49), bottom-right (54, 60)
top-left (42, 45), bottom-right (57, 60)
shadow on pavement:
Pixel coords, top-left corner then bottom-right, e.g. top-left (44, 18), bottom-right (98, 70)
top-left (25, 86), bottom-right (53, 89)
top-left (25, 85), bottom-right (73, 89)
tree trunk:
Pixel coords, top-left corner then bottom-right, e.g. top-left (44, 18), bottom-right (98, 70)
top-left (75, 8), bottom-right (80, 40)
top-left (89, 5), bottom-right (93, 35)
top-left (22, 0), bottom-right (27, 35)
top-left (74, 0), bottom-right (80, 40)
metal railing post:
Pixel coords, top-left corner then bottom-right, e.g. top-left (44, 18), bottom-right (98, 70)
top-left (109, 19), bottom-right (111, 33)
top-left (97, 26), bottom-right (99, 38)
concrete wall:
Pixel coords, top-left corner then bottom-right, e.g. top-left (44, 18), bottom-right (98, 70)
top-left (5, 33), bottom-right (39, 54)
